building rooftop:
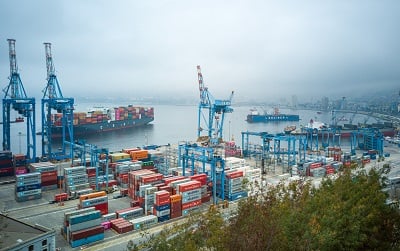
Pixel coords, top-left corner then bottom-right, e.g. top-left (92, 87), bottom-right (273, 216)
top-left (0, 213), bottom-right (52, 251)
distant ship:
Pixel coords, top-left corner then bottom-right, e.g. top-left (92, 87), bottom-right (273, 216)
top-left (299, 119), bottom-right (396, 138)
top-left (246, 107), bottom-right (300, 123)
top-left (50, 105), bottom-right (154, 139)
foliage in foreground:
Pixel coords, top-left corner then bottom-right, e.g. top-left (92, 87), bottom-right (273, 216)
top-left (132, 166), bottom-right (400, 251)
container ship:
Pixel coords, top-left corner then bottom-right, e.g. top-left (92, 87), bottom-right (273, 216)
top-left (50, 105), bottom-right (154, 139)
top-left (246, 107), bottom-right (300, 123)
top-left (296, 119), bottom-right (397, 138)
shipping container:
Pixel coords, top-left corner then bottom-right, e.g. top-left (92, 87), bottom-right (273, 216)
top-left (70, 225), bottom-right (104, 241)
top-left (70, 211), bottom-right (102, 225)
top-left (69, 218), bottom-right (101, 232)
top-left (70, 232), bottom-right (104, 248)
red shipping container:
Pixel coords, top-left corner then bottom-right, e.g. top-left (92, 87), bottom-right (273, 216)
top-left (226, 170), bottom-right (243, 179)
top-left (201, 195), bottom-right (211, 203)
top-left (54, 193), bottom-right (68, 201)
top-left (41, 170), bottom-right (58, 177)
top-left (0, 167), bottom-right (14, 174)
top-left (95, 202), bottom-right (108, 215)
top-left (163, 176), bottom-right (186, 186)
top-left (130, 200), bottom-right (140, 208)
top-left (170, 211), bottom-right (182, 219)
top-left (177, 181), bottom-right (201, 193)
top-left (140, 173), bottom-right (163, 184)
top-left (190, 173), bottom-right (208, 186)
top-left (159, 186), bottom-right (173, 194)
top-left (70, 225), bottom-right (104, 241)
top-left (182, 199), bottom-right (202, 210)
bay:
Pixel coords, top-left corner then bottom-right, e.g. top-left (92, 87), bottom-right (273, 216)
top-left (2, 103), bottom-right (373, 154)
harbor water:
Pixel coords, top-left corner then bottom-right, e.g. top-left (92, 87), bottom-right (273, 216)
top-left (1, 103), bottom-right (377, 154)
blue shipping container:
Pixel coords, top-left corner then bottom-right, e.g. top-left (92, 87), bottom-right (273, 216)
top-left (157, 215), bottom-right (170, 222)
top-left (154, 204), bottom-right (170, 211)
top-left (70, 211), bottom-right (101, 225)
top-left (15, 183), bottom-right (41, 192)
top-left (70, 232), bottom-right (104, 248)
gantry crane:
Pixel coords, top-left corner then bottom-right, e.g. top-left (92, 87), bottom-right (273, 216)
top-left (2, 39), bottom-right (36, 161)
top-left (41, 42), bottom-right (74, 160)
top-left (197, 65), bottom-right (234, 146)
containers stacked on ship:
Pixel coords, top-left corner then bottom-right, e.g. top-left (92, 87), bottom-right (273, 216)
top-left (79, 191), bottom-right (108, 215)
top-left (29, 162), bottom-right (58, 190)
top-left (170, 194), bottom-right (182, 219)
top-left (177, 180), bottom-right (202, 216)
top-left (0, 151), bottom-right (14, 177)
top-left (63, 207), bottom-right (104, 248)
top-left (13, 153), bottom-right (27, 175)
top-left (153, 190), bottom-right (171, 222)
top-left (129, 215), bottom-right (158, 231)
top-left (15, 172), bottom-right (42, 202)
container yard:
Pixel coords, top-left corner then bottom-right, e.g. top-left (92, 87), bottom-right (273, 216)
top-left (1, 139), bottom-right (399, 250)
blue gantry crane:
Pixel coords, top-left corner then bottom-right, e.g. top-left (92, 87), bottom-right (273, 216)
top-left (41, 42), bottom-right (74, 160)
top-left (196, 65), bottom-right (234, 146)
top-left (2, 39), bottom-right (36, 161)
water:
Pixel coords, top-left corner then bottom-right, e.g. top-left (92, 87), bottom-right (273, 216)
top-left (1, 103), bottom-right (374, 154)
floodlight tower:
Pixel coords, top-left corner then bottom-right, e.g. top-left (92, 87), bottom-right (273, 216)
top-left (41, 42), bottom-right (74, 160)
top-left (2, 39), bottom-right (36, 161)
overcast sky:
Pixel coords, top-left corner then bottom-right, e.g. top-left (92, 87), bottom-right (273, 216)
top-left (0, 1), bottom-right (399, 103)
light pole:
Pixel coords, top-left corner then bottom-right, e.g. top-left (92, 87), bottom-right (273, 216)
top-left (228, 120), bottom-right (231, 142)
top-left (18, 132), bottom-right (22, 153)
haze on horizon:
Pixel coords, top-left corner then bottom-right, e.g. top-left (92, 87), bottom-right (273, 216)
top-left (0, 1), bottom-right (399, 104)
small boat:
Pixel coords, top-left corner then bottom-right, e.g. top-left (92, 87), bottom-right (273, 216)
top-left (284, 125), bottom-right (296, 134)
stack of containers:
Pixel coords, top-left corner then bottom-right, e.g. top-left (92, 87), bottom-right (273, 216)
top-left (15, 172), bottom-right (42, 202)
top-left (153, 190), bottom-right (171, 222)
top-left (190, 174), bottom-right (210, 203)
top-left (223, 170), bottom-right (247, 201)
top-left (343, 152), bottom-right (351, 167)
top-left (109, 218), bottom-right (133, 234)
top-left (93, 174), bottom-right (117, 191)
top-left (324, 165), bottom-right (335, 175)
top-left (0, 151), bottom-right (14, 177)
top-left (177, 180), bottom-right (202, 216)
top-left (64, 166), bottom-right (90, 196)
top-left (127, 169), bottom-right (155, 199)
top-left (13, 154), bottom-right (27, 175)
top-left (86, 166), bottom-right (97, 186)
top-left (116, 207), bottom-right (144, 220)
top-left (79, 191), bottom-right (109, 215)
top-left (115, 162), bottom-right (130, 188)
top-left (29, 162), bottom-right (58, 190)
top-left (64, 208), bottom-right (104, 248)
top-left (170, 194), bottom-right (182, 219)
top-left (144, 186), bottom-right (158, 214)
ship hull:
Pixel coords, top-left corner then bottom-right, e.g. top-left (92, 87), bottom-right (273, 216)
top-left (51, 117), bottom-right (154, 139)
top-left (247, 114), bottom-right (300, 123)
